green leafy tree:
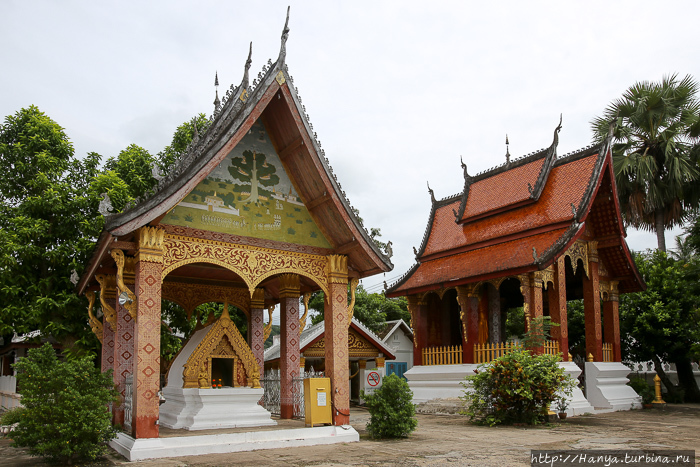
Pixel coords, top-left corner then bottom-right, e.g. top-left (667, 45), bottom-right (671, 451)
top-left (461, 349), bottom-right (576, 426)
top-left (158, 113), bottom-right (211, 174)
top-left (309, 285), bottom-right (408, 333)
top-left (11, 343), bottom-right (118, 463)
top-left (104, 144), bottom-right (158, 200)
top-left (361, 374), bottom-right (417, 438)
top-left (619, 249), bottom-right (700, 402)
top-left (591, 74), bottom-right (700, 251)
top-left (228, 150), bottom-right (279, 204)
top-left (0, 106), bottom-right (105, 353)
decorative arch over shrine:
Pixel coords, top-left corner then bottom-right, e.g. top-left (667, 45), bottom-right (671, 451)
top-left (181, 307), bottom-right (260, 389)
top-left (161, 234), bottom-right (330, 296)
top-left (161, 281), bottom-right (252, 319)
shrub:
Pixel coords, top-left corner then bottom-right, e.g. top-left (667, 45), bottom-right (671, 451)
top-left (11, 343), bottom-right (119, 464)
top-left (461, 349), bottom-right (576, 426)
top-left (361, 374), bottom-right (417, 438)
top-left (0, 406), bottom-right (25, 426)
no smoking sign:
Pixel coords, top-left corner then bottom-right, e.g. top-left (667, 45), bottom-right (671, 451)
top-left (367, 370), bottom-right (381, 387)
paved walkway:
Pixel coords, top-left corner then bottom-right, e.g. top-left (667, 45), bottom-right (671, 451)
top-left (1, 404), bottom-right (698, 466)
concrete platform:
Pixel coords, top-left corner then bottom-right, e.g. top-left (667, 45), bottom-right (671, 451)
top-left (109, 424), bottom-right (360, 461)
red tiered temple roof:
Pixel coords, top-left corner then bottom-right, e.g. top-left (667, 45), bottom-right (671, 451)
top-left (388, 134), bottom-right (644, 297)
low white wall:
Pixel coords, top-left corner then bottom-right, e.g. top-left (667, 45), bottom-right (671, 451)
top-left (404, 364), bottom-right (479, 403)
top-left (0, 375), bottom-right (20, 411)
top-left (627, 361), bottom-right (700, 390)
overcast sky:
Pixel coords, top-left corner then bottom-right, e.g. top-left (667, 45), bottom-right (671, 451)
top-left (2, 1), bottom-right (697, 309)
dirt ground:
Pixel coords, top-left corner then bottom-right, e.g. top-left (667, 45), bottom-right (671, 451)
top-left (1, 404), bottom-right (698, 466)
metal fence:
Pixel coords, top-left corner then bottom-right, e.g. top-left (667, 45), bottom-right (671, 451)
top-left (124, 374), bottom-right (133, 432)
top-left (260, 368), bottom-right (324, 419)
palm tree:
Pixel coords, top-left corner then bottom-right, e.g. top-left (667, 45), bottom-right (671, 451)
top-left (592, 74), bottom-right (700, 252)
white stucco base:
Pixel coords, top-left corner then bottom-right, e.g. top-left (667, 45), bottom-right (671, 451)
top-left (159, 387), bottom-right (275, 430)
top-left (109, 425), bottom-right (359, 461)
top-left (585, 362), bottom-right (641, 411)
top-left (558, 361), bottom-right (594, 416)
top-left (404, 364), bottom-right (479, 403)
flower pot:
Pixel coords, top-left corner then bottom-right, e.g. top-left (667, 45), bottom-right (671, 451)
top-left (558, 412), bottom-right (567, 420)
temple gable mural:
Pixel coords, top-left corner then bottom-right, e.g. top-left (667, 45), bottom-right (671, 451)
top-left (164, 119), bottom-right (332, 248)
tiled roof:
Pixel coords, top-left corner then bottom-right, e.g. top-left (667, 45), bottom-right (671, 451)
top-left (387, 136), bottom-right (644, 297)
top-left (462, 158), bottom-right (544, 219)
top-left (422, 153), bottom-right (599, 258)
top-left (394, 228), bottom-right (570, 293)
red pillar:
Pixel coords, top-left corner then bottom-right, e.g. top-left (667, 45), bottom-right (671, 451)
top-left (407, 295), bottom-right (427, 366)
top-left (457, 285), bottom-right (479, 364)
top-left (132, 227), bottom-right (164, 439)
top-left (250, 288), bottom-right (266, 376)
top-left (324, 255), bottom-right (350, 425)
top-left (548, 257), bottom-right (569, 359)
top-left (583, 241), bottom-right (602, 362)
top-left (603, 281), bottom-right (621, 362)
top-left (102, 321), bottom-right (115, 374)
top-left (279, 274), bottom-right (300, 420)
top-left (113, 296), bottom-right (134, 427)
top-left (96, 274), bottom-right (117, 374)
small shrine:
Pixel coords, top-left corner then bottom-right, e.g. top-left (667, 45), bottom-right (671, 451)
top-left (386, 121), bottom-right (645, 413)
top-left (75, 10), bottom-right (392, 453)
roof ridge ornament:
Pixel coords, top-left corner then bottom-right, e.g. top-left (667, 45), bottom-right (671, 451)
top-left (505, 134), bottom-right (511, 166)
top-left (242, 42), bottom-right (253, 89)
top-left (277, 6), bottom-right (290, 66)
top-left (213, 71), bottom-right (220, 112)
top-left (552, 113), bottom-right (563, 151)
top-left (460, 155), bottom-right (469, 179)
top-left (427, 181), bottom-right (435, 204)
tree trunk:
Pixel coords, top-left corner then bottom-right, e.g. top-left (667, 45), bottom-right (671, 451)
top-left (674, 358), bottom-right (700, 403)
top-left (655, 210), bottom-right (666, 252)
top-left (652, 354), bottom-right (677, 400)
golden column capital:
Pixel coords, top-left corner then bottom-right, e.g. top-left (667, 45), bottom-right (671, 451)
top-left (327, 254), bottom-right (348, 284)
top-left (251, 287), bottom-right (266, 309)
top-left (588, 240), bottom-right (599, 263)
top-left (299, 357), bottom-right (306, 369)
top-left (375, 357), bottom-right (385, 368)
top-left (278, 273), bottom-right (300, 299)
top-left (136, 226), bottom-right (165, 263)
top-left (358, 359), bottom-right (367, 369)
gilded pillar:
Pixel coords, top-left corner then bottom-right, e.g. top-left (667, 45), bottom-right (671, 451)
top-left (407, 295), bottom-right (426, 366)
top-left (602, 281), bottom-right (621, 362)
top-left (250, 287), bottom-right (266, 377)
top-left (279, 273), bottom-right (301, 420)
top-left (324, 255), bottom-right (349, 425)
top-left (96, 274), bottom-right (117, 374)
top-left (112, 250), bottom-right (136, 428)
top-left (519, 274), bottom-right (532, 333)
top-left (548, 256), bottom-right (569, 359)
top-left (583, 241), bottom-right (602, 362)
top-left (529, 272), bottom-right (544, 354)
top-left (456, 285), bottom-right (479, 364)
top-left (487, 285), bottom-right (501, 344)
top-left (132, 227), bottom-right (164, 439)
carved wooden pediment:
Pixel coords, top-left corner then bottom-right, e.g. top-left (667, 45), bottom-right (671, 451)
top-left (182, 308), bottom-right (260, 388)
top-left (304, 328), bottom-right (379, 358)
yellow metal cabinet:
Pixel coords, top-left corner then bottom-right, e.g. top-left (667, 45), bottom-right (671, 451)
top-left (303, 377), bottom-right (332, 427)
